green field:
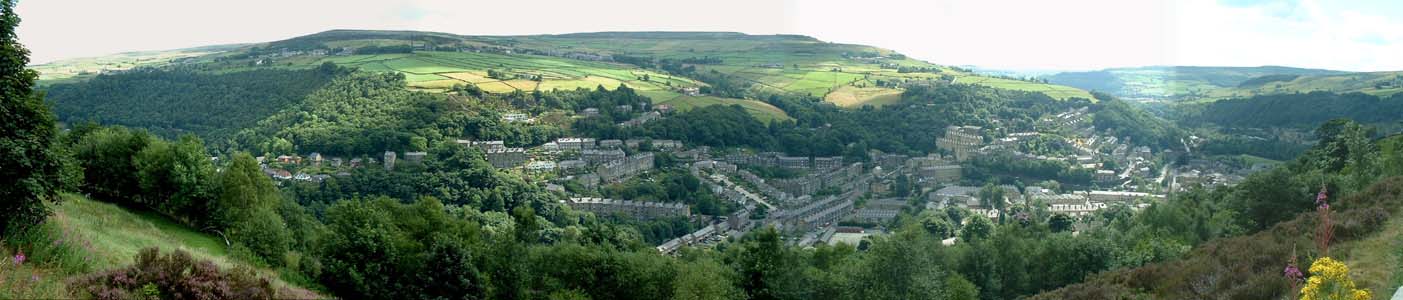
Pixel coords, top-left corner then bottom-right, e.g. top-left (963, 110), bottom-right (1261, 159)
top-left (32, 48), bottom-right (232, 84)
top-left (314, 51), bottom-right (693, 92)
top-left (824, 85), bottom-right (905, 108)
top-left (1200, 71), bottom-right (1403, 100)
top-left (641, 90), bottom-right (791, 123)
top-left (952, 75), bottom-right (1094, 100)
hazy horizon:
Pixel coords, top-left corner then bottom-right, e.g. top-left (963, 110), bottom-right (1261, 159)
top-left (17, 0), bottom-right (1403, 72)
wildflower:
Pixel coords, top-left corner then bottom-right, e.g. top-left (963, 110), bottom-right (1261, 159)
top-left (1283, 264), bottom-right (1303, 282)
top-left (13, 250), bottom-right (25, 265)
top-left (1300, 257), bottom-right (1372, 300)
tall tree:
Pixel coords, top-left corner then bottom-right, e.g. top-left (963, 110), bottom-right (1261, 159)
top-left (213, 152), bottom-right (281, 228)
top-left (0, 0), bottom-right (63, 236)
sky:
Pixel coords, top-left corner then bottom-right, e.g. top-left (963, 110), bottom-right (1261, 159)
top-left (15, 0), bottom-right (1403, 71)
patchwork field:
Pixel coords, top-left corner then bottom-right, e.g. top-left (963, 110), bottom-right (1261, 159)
top-left (305, 50), bottom-right (792, 122)
top-left (310, 51), bottom-right (699, 94)
top-left (522, 34), bottom-right (1093, 102)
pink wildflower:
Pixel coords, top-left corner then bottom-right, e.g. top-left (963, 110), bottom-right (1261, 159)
top-left (13, 250), bottom-right (25, 265)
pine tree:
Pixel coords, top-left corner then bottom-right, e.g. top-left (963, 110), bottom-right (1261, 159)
top-left (1, 0), bottom-right (63, 236)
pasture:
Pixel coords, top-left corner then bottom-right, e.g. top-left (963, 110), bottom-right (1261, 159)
top-left (825, 85), bottom-right (905, 108)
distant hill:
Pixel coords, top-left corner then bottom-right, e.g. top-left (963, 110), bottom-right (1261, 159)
top-left (36, 29), bottom-right (1094, 111)
top-left (1045, 66), bottom-right (1358, 101)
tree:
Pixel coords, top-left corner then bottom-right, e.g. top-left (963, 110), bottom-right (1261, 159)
top-left (848, 229), bottom-right (947, 300)
top-left (673, 259), bottom-right (743, 300)
top-left (738, 227), bottom-right (803, 300)
top-left (960, 215), bottom-right (993, 243)
top-left (944, 274), bottom-right (979, 300)
top-left (213, 153), bottom-right (281, 228)
top-left (134, 135), bottom-right (218, 224)
top-left (214, 152), bottom-right (291, 264)
top-left (1048, 214), bottom-right (1074, 233)
top-left (0, 0), bottom-right (64, 236)
top-left (979, 183), bottom-right (1006, 224)
top-left (319, 198), bottom-right (407, 299)
top-left (72, 127), bottom-right (151, 204)
top-left (921, 214), bottom-right (955, 239)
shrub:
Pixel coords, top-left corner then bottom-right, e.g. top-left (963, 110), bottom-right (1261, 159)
top-left (1299, 257), bottom-right (1372, 300)
top-left (71, 247), bottom-right (276, 300)
top-left (228, 210), bottom-right (292, 266)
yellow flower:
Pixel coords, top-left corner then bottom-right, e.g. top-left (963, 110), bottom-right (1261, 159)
top-left (1300, 257), bottom-right (1372, 300)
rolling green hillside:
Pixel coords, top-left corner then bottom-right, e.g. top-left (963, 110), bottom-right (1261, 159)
top-left (1199, 71), bottom-right (1403, 101)
top-left (31, 45), bottom-right (244, 85)
top-left (1045, 66), bottom-right (1353, 101)
top-left (35, 30), bottom-right (1093, 112)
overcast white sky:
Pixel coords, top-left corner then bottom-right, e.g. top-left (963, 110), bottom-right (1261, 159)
top-left (15, 0), bottom-right (1403, 71)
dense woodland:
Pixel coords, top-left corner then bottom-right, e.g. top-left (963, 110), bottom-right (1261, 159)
top-left (1177, 91), bottom-right (1403, 129)
top-left (44, 64), bottom-right (345, 140)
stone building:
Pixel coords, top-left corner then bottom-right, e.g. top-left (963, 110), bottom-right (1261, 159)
top-left (582, 149), bottom-right (627, 164)
top-left (485, 148), bottom-right (527, 168)
top-left (597, 153), bottom-right (655, 182)
top-left (936, 126), bottom-right (984, 161)
top-left (565, 197), bottom-right (690, 220)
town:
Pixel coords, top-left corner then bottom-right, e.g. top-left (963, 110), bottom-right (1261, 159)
top-left (247, 102), bottom-right (1271, 255)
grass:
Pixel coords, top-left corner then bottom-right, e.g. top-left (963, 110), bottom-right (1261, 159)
top-left (824, 85), bottom-right (905, 108)
top-left (1339, 209), bottom-right (1403, 296)
top-left (32, 48), bottom-right (224, 84)
top-left (953, 75), bottom-right (1095, 100)
top-left (52, 194), bottom-right (232, 270)
top-left (651, 93), bottom-right (791, 123)
top-left (0, 194), bottom-right (322, 298)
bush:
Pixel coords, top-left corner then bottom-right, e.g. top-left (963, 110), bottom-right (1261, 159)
top-left (71, 247), bottom-right (276, 300)
top-left (228, 210), bottom-right (292, 266)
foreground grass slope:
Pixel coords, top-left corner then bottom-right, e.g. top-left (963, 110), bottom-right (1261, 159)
top-left (2, 194), bottom-right (320, 298)
top-left (1032, 176), bottom-right (1403, 299)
